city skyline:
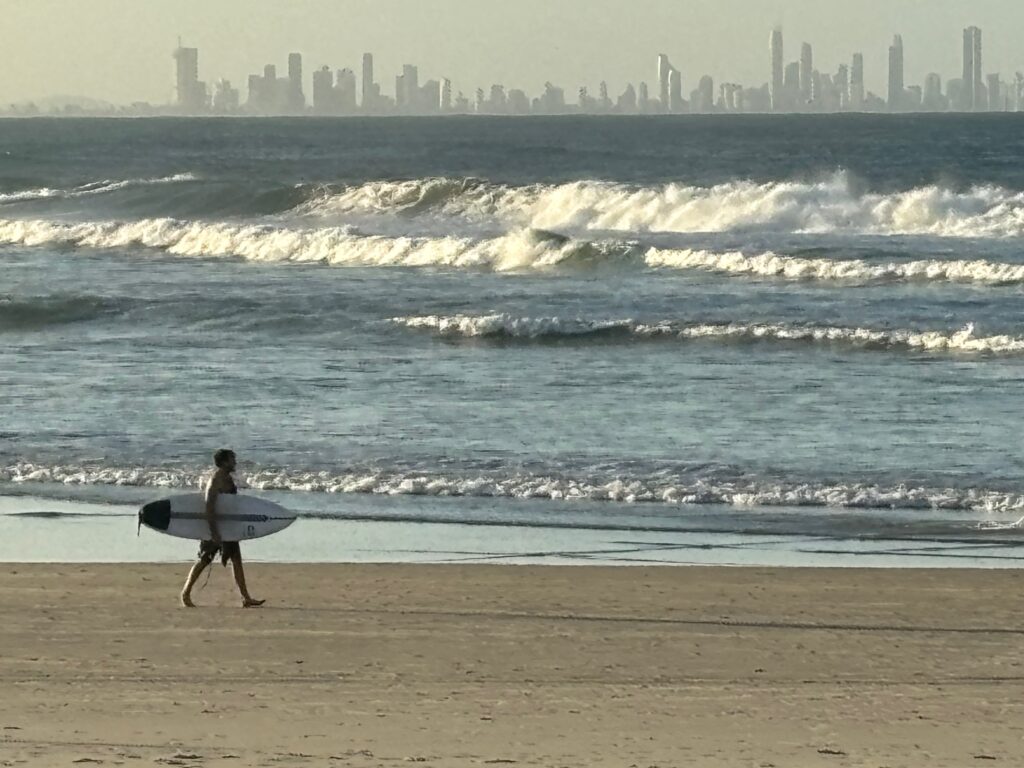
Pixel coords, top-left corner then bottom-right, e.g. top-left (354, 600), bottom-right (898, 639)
top-left (3, 0), bottom-right (1024, 108)
top-left (14, 23), bottom-right (1024, 117)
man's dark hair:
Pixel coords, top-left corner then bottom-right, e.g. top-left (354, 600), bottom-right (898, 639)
top-left (213, 449), bottom-right (236, 468)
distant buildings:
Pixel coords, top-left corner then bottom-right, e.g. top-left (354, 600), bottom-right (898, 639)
top-left (656, 54), bottom-right (685, 113)
top-left (962, 26), bottom-right (984, 111)
top-left (113, 26), bottom-right (1020, 119)
top-left (769, 28), bottom-right (784, 112)
top-left (287, 53), bottom-right (305, 112)
top-left (173, 41), bottom-right (206, 113)
top-left (850, 54), bottom-right (865, 109)
top-left (888, 35), bottom-right (904, 111)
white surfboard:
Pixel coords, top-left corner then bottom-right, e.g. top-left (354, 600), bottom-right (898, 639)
top-left (138, 493), bottom-right (296, 541)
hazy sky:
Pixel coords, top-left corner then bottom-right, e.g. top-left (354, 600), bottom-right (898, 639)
top-left (2, 0), bottom-right (1023, 105)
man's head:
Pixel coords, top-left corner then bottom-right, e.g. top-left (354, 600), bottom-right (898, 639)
top-left (213, 448), bottom-right (237, 472)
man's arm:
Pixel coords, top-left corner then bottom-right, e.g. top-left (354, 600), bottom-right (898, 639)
top-left (204, 477), bottom-right (222, 543)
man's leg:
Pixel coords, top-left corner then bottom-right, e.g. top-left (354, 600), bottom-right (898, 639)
top-left (180, 557), bottom-right (210, 607)
top-left (228, 547), bottom-right (264, 607)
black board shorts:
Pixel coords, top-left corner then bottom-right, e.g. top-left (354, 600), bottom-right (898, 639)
top-left (198, 540), bottom-right (241, 566)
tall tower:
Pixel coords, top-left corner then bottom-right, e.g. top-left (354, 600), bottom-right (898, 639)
top-left (173, 40), bottom-right (201, 112)
top-left (888, 35), bottom-right (904, 111)
top-left (835, 64), bottom-right (850, 110)
top-left (440, 78), bottom-right (453, 112)
top-left (799, 43), bottom-right (813, 104)
top-left (850, 53), bottom-right (865, 110)
top-left (668, 69), bottom-right (682, 113)
top-left (657, 54), bottom-right (672, 110)
top-left (361, 53), bottom-right (375, 112)
top-left (770, 28), bottom-right (784, 112)
top-left (287, 53), bottom-right (305, 112)
top-left (972, 27), bottom-right (983, 110)
top-left (963, 27), bottom-right (983, 110)
top-left (312, 66), bottom-right (335, 115)
top-left (402, 64), bottom-right (419, 112)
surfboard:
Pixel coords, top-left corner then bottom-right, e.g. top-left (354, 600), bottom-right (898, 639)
top-left (138, 493), bottom-right (296, 541)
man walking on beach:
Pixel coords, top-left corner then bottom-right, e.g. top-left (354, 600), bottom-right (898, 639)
top-left (180, 449), bottom-right (265, 608)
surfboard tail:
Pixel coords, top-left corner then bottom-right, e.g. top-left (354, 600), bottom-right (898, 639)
top-left (139, 499), bottom-right (173, 532)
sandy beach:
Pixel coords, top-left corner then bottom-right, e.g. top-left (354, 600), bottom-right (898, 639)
top-left (1, 565), bottom-right (1022, 767)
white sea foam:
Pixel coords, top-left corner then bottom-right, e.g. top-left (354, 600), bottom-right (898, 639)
top-left (4, 216), bottom-right (1024, 285)
top-left (390, 315), bottom-right (1024, 355)
top-left (0, 218), bottom-right (621, 270)
top-left (643, 247), bottom-right (1024, 284)
top-left (2, 462), bottom-right (1022, 514)
top-left (303, 172), bottom-right (1024, 239)
top-left (392, 314), bottom-right (635, 339)
top-left (0, 174), bottom-right (197, 204)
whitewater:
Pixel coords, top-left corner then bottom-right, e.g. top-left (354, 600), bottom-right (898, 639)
top-left (4, 216), bottom-right (1024, 285)
top-left (390, 315), bottom-right (1024, 355)
top-left (302, 171), bottom-right (1024, 238)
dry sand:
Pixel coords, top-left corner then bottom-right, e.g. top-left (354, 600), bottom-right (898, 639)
top-left (1, 564), bottom-right (1023, 767)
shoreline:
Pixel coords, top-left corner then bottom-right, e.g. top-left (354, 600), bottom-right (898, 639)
top-left (3, 563), bottom-right (1024, 766)
top-left (4, 492), bottom-right (1024, 568)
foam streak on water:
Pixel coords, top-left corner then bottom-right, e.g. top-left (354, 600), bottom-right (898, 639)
top-left (390, 315), bottom-right (1024, 355)
top-left (0, 174), bottom-right (197, 205)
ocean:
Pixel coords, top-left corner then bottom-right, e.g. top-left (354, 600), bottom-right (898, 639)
top-left (3, 114), bottom-right (1024, 566)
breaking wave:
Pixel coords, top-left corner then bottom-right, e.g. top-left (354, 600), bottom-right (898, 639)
top-left (3, 462), bottom-right (1023, 514)
top-left (0, 217), bottom-right (625, 270)
top-left (302, 172), bottom-right (1024, 238)
top-left (4, 215), bottom-right (1024, 284)
top-left (0, 174), bottom-right (198, 205)
top-left (390, 315), bottom-right (1024, 355)
top-left (6, 173), bottom-right (1024, 240)
top-left (643, 247), bottom-right (1024, 284)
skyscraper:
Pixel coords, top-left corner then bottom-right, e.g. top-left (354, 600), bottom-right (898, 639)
top-left (692, 75), bottom-right (714, 114)
top-left (784, 61), bottom-right (800, 103)
top-left (440, 78), bottom-right (453, 112)
top-left (287, 53), bottom-right (305, 112)
top-left (850, 53), bottom-right (865, 110)
top-left (400, 64), bottom-right (419, 112)
top-left (835, 64), bottom-right (849, 110)
top-left (336, 69), bottom-right (357, 112)
top-left (395, 74), bottom-right (407, 110)
top-left (923, 73), bottom-right (944, 110)
top-left (770, 28), bottom-right (784, 112)
top-left (799, 43), bottom-right (813, 104)
top-left (963, 27), bottom-right (983, 110)
top-left (657, 54), bottom-right (672, 110)
top-left (668, 69), bottom-right (682, 113)
top-left (361, 53), bottom-right (376, 112)
top-left (987, 73), bottom-right (1003, 111)
top-left (888, 35), bottom-right (904, 111)
top-left (173, 41), bottom-right (205, 112)
top-left (211, 80), bottom-right (239, 113)
top-left (312, 66), bottom-right (335, 114)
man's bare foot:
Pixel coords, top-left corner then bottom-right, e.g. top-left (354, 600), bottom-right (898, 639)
top-left (180, 593), bottom-right (196, 608)
top-left (242, 598), bottom-right (265, 608)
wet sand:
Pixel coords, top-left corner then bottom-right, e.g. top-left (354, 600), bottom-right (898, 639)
top-left (2, 564), bottom-right (1023, 767)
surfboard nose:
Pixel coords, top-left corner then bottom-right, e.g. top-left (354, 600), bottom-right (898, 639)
top-left (139, 499), bottom-right (172, 531)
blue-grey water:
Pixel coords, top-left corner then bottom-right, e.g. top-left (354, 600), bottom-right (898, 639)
top-left (3, 115), bottom-right (1024, 565)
